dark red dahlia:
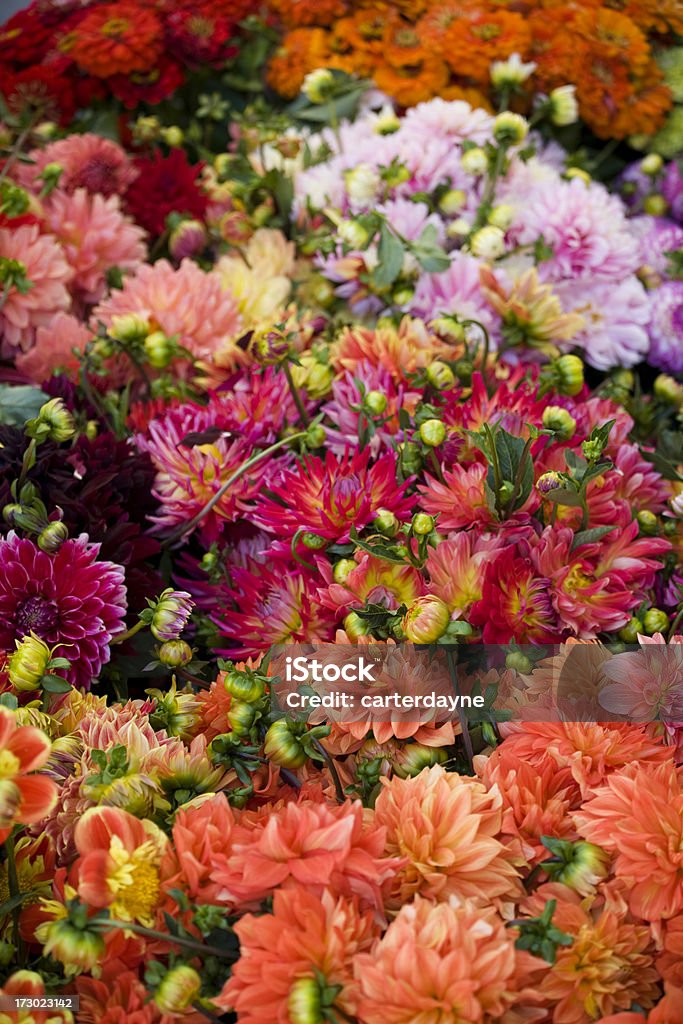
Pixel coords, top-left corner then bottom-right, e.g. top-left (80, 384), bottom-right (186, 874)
top-left (108, 57), bottom-right (184, 110)
top-left (0, 532), bottom-right (127, 690)
top-left (125, 149), bottom-right (207, 237)
top-left (165, 5), bottom-right (238, 66)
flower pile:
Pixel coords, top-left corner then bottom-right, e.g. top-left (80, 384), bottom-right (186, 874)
top-left (1, 2), bottom-right (683, 1020)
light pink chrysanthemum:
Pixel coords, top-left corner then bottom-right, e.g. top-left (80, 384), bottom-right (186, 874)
top-left (556, 277), bottom-right (651, 371)
top-left (93, 259), bottom-right (244, 373)
top-left (15, 311), bottom-right (91, 384)
top-left (44, 188), bottom-right (147, 305)
top-left (16, 133), bottom-right (138, 197)
top-left (0, 224), bottom-right (72, 355)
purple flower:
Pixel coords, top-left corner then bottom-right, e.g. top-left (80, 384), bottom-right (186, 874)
top-left (0, 531), bottom-right (127, 689)
top-left (630, 216), bottom-right (683, 276)
top-left (662, 162), bottom-right (683, 225)
top-left (648, 282), bottom-right (683, 374)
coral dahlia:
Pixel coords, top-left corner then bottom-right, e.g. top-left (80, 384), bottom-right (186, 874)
top-left (0, 224), bottom-right (72, 355)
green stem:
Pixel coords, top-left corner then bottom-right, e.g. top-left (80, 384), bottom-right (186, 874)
top-left (17, 438), bottom-right (36, 494)
top-left (506, 436), bottom-right (533, 515)
top-left (0, 117), bottom-right (37, 186)
top-left (290, 528), bottom-right (317, 571)
top-left (483, 423), bottom-right (503, 517)
top-left (94, 919), bottom-right (235, 960)
top-left (111, 618), bottom-right (146, 646)
top-left (162, 431), bottom-right (307, 547)
top-left (283, 361), bottom-right (310, 428)
top-left (428, 450), bottom-right (445, 484)
top-left (5, 832), bottom-right (25, 963)
top-left (471, 146), bottom-right (507, 234)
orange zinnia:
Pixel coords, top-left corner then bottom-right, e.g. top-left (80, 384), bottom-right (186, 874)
top-left (266, 27), bottom-right (332, 99)
top-left (0, 707), bottom-right (57, 844)
top-left (442, 6), bottom-right (531, 85)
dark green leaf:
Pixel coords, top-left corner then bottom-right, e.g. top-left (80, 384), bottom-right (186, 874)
top-left (570, 525), bottom-right (616, 551)
top-left (41, 675), bottom-right (72, 694)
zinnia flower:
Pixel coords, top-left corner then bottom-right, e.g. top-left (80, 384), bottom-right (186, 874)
top-left (69, 2), bottom-right (163, 77)
top-left (0, 531), bottom-right (127, 690)
top-left (215, 887), bottom-right (377, 1023)
top-left (0, 707), bottom-right (57, 843)
top-left (374, 764), bottom-right (521, 906)
top-left (43, 188), bottom-right (146, 305)
top-left (0, 224), bottom-right (72, 355)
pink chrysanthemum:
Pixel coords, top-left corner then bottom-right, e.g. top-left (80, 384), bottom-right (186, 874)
top-left (0, 532), bottom-right (127, 690)
top-left (15, 311), bottom-right (91, 384)
top-left (16, 134), bottom-right (138, 197)
top-left (43, 188), bottom-right (147, 306)
top-left (0, 224), bottom-right (72, 355)
top-left (135, 403), bottom-right (274, 543)
top-left (254, 448), bottom-right (413, 543)
top-left (214, 557), bottom-right (337, 658)
top-left (92, 259), bottom-right (243, 373)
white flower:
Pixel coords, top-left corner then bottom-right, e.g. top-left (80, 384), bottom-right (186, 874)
top-left (490, 53), bottom-right (537, 88)
top-left (344, 163), bottom-right (381, 206)
top-left (469, 225), bottom-right (506, 260)
top-left (549, 85), bottom-right (579, 126)
top-left (301, 68), bottom-right (335, 104)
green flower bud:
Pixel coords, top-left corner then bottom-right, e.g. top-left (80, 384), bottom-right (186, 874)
top-left (398, 441), bottom-right (423, 475)
top-left (42, 918), bottom-right (105, 976)
top-left (228, 699), bottom-right (258, 735)
top-left (158, 640), bottom-right (193, 668)
top-left (26, 398), bottom-right (75, 443)
top-left (301, 68), bottom-right (336, 104)
top-left (9, 634), bottom-right (52, 691)
top-left (403, 596), bottom-right (450, 644)
top-left (412, 512), bottom-right (434, 536)
top-left (393, 743), bottom-right (448, 779)
top-left (154, 965), bottom-right (202, 1014)
top-left (643, 608), bottom-right (669, 635)
top-left (364, 390), bottom-right (388, 416)
top-left (305, 424), bottom-right (326, 449)
top-left (333, 558), bottom-right (356, 584)
top-left (37, 520), bottom-right (69, 554)
top-left (108, 312), bottom-right (149, 344)
top-left (264, 719), bottom-right (309, 768)
top-left (493, 111), bottom-right (529, 145)
top-left (343, 611), bottom-right (370, 641)
top-left (542, 405), bottom-right (576, 441)
top-left (555, 355), bottom-right (584, 397)
top-left (288, 976), bottom-right (324, 1024)
top-left (426, 361), bottom-right (455, 391)
top-left (506, 651), bottom-right (533, 674)
top-left (374, 508), bottom-right (400, 537)
top-left (161, 125), bottom-right (184, 147)
top-left (224, 670), bottom-right (266, 704)
top-left (438, 188), bottom-right (467, 215)
top-left (618, 617), bottom-right (644, 644)
top-left (419, 418), bottom-right (446, 447)
top-left (542, 838), bottom-right (609, 896)
top-left (301, 532), bottom-right (327, 550)
top-left (636, 510), bottom-right (659, 536)
top-left (643, 194), bottom-right (668, 217)
top-left (654, 374), bottom-right (683, 405)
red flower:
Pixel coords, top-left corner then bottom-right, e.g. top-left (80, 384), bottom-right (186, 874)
top-left (70, 2), bottom-right (163, 78)
top-left (125, 149), bottom-right (207, 236)
top-left (109, 57), bottom-right (184, 110)
top-left (0, 8), bottom-right (55, 67)
top-left (469, 548), bottom-right (561, 643)
top-left (166, 5), bottom-right (238, 66)
top-left (0, 63), bottom-right (76, 124)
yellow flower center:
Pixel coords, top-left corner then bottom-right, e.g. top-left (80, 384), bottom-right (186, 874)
top-left (565, 565), bottom-right (594, 593)
top-left (101, 18), bottom-right (130, 37)
top-left (107, 836), bottom-right (161, 925)
top-left (0, 749), bottom-right (21, 779)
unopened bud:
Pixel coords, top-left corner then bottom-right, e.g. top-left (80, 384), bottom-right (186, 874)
top-left (154, 965), bottom-right (202, 1014)
top-left (158, 640), bottom-right (193, 667)
top-left (542, 405), bottom-right (576, 440)
top-left (37, 520), bottom-right (69, 554)
top-left (403, 596), bottom-right (450, 644)
top-left (643, 608), bottom-right (669, 635)
top-left (419, 419), bottom-right (446, 447)
top-left (26, 398), bottom-right (75, 444)
top-left (411, 512), bottom-right (434, 535)
top-left (374, 509), bottom-right (400, 537)
top-left (9, 634), bottom-right (52, 692)
top-left (426, 361), bottom-right (455, 390)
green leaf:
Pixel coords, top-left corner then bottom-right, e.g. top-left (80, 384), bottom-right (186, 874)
top-left (0, 385), bottom-right (48, 426)
top-left (0, 890), bottom-right (34, 917)
top-left (349, 526), bottom-right (408, 564)
top-left (373, 225), bottom-right (404, 288)
top-left (41, 674), bottom-right (72, 694)
top-left (570, 525), bottom-right (616, 551)
top-left (543, 487), bottom-right (584, 508)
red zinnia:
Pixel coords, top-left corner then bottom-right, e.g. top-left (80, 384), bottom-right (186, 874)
top-left (109, 57), bottom-right (184, 110)
top-left (166, 6), bottom-right (238, 66)
top-left (70, 3), bottom-right (163, 78)
top-left (125, 149), bottom-right (207, 236)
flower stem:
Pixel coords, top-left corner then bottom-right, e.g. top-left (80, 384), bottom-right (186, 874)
top-left (0, 116), bottom-right (38, 187)
top-left (4, 832), bottom-right (25, 964)
top-left (283, 361), bottom-right (310, 427)
top-left (94, 919), bottom-right (235, 960)
top-left (111, 618), bottom-right (146, 646)
top-left (162, 431), bottom-right (308, 546)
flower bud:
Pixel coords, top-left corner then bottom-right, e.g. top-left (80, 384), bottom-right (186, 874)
top-left (393, 742), bottom-right (448, 779)
top-left (161, 125), bottom-right (184, 147)
top-left (338, 219), bottom-right (370, 249)
top-left (228, 699), bottom-right (258, 735)
top-left (506, 651), bottom-right (533, 674)
top-left (143, 330), bottom-right (175, 369)
top-left (109, 312), bottom-right (149, 344)
top-left (301, 68), bottom-right (336, 104)
top-left (364, 390), bottom-right (388, 416)
top-left (301, 531), bottom-right (327, 550)
top-left (460, 147), bottom-right (488, 175)
top-left (438, 189), bottom-right (467, 215)
top-left (490, 53), bottom-right (537, 88)
top-left (252, 328), bottom-right (290, 365)
top-left (643, 194), bottom-right (668, 217)
top-left (42, 919), bottom-right (105, 975)
top-left (636, 510), bottom-right (659, 536)
top-left (392, 286), bottom-right (415, 307)
top-left (33, 121), bottom-right (59, 140)
top-left (542, 405), bottom-right (576, 440)
top-left (333, 558), bottom-right (356, 584)
top-left (470, 225), bottom-right (506, 260)
top-left (403, 596), bottom-right (450, 644)
top-left (343, 611), bottom-right (370, 641)
top-left (344, 163), bottom-right (381, 205)
top-left (133, 115), bottom-right (160, 142)
top-left (536, 471), bottom-right (564, 495)
top-left (154, 965), bottom-right (202, 1014)
top-left (654, 374), bottom-right (683, 406)
top-left (419, 419), bottom-right (446, 447)
top-left (9, 634), bottom-right (51, 692)
top-left (564, 167), bottom-right (591, 184)
top-left (264, 719), bottom-right (309, 768)
top-left (169, 218), bottom-right (207, 261)
top-left (446, 217), bottom-right (472, 238)
top-left (26, 398), bottom-right (75, 444)
top-left (150, 589), bottom-right (194, 641)
top-left (398, 440), bottom-right (423, 475)
top-left (488, 203), bottom-right (515, 230)
top-left (618, 617), bottom-right (643, 644)
top-left (548, 85), bottom-right (578, 126)
top-left (493, 111), bottom-right (529, 145)
top-left (555, 354), bottom-right (584, 396)
top-left (37, 520), bottom-right (69, 554)
top-left (543, 838), bottom-right (609, 896)
top-left (305, 424), bottom-right (326, 449)
top-left (291, 356), bottom-right (334, 399)
top-left (373, 105), bottom-right (401, 135)
top-left (158, 640), bottom-right (193, 667)
top-left (643, 608), bottom-right (669, 635)
top-left (412, 512), bottom-right (434, 535)
top-left (224, 670), bottom-right (266, 704)
top-left (374, 508), bottom-right (400, 536)
top-left (288, 976), bottom-right (324, 1024)
top-left (426, 360), bottom-right (455, 391)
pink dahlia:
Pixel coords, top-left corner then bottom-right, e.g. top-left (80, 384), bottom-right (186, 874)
top-left (0, 532), bottom-right (127, 690)
top-left (322, 360), bottom-right (418, 456)
top-left (0, 224), bottom-right (72, 355)
top-left (469, 547), bottom-right (561, 643)
top-left (43, 188), bottom-right (147, 306)
top-left (411, 251), bottom-right (501, 339)
top-left (556, 277), bottom-right (651, 371)
top-left (15, 311), bottom-right (91, 385)
top-left (648, 282), bottom-right (683, 374)
top-left (135, 403), bottom-right (275, 543)
top-left (92, 259), bottom-right (244, 373)
top-left (16, 134), bottom-right (138, 198)
top-left (253, 448), bottom-right (413, 544)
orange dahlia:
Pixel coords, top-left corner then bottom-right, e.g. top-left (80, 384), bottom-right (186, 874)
top-left (0, 707), bottom-right (57, 844)
top-left (608, 63), bottom-right (673, 140)
top-left (442, 6), bottom-right (531, 85)
top-left (354, 895), bottom-right (544, 1024)
top-left (374, 764), bottom-right (522, 906)
top-left (332, 317), bottom-right (451, 382)
top-left (69, 3), bottom-right (163, 78)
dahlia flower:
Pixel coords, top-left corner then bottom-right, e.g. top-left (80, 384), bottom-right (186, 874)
top-left (215, 228), bottom-right (295, 326)
top-left (374, 764), bottom-right (521, 905)
top-left (647, 282), bottom-right (683, 374)
top-left (162, 794), bottom-right (237, 905)
top-left (600, 638), bottom-right (683, 722)
top-left (44, 188), bottom-right (147, 305)
top-left (125, 149), bottom-right (207, 238)
top-left (0, 707), bottom-right (57, 843)
top-left (14, 311), bottom-right (91, 384)
top-left (76, 967), bottom-right (162, 1024)
top-left (411, 252), bottom-right (501, 337)
top-left (425, 532), bottom-right (504, 617)
top-left (322, 360), bottom-right (418, 456)
top-left (215, 887), bottom-right (377, 1023)
top-left (0, 224), bottom-right (72, 354)
top-left (0, 532), bottom-right (127, 690)
top-left (332, 316), bottom-right (450, 382)
top-left (469, 548), bottom-right (560, 643)
top-left (93, 259), bottom-right (243, 374)
top-left (317, 551), bottom-right (424, 614)
top-left (631, 215), bottom-right (683, 275)
top-left (354, 895), bottom-right (541, 1024)
top-left (253, 449), bottom-right (413, 544)
top-left (17, 134), bottom-right (138, 197)
top-left (556, 277), bottom-right (651, 370)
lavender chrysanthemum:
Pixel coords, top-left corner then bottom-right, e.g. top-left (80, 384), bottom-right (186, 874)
top-left (648, 282), bottom-right (683, 374)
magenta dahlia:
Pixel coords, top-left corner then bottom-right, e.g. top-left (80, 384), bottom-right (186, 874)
top-left (253, 448), bottom-right (413, 543)
top-left (0, 532), bottom-right (127, 690)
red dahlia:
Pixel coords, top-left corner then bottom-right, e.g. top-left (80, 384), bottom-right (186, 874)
top-left (125, 149), bottom-right (207, 237)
